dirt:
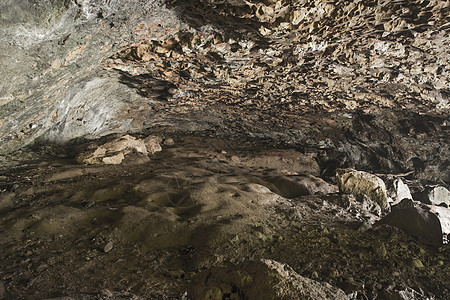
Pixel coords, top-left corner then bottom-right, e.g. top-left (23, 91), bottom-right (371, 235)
top-left (0, 136), bottom-right (449, 299)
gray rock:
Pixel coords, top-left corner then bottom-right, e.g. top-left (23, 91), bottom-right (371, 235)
top-left (386, 178), bottom-right (413, 205)
top-left (377, 203), bottom-right (443, 246)
top-left (428, 186), bottom-right (450, 207)
top-left (188, 259), bottom-right (348, 300)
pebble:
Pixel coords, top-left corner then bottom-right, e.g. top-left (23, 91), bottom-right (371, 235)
top-left (101, 289), bottom-right (113, 297)
top-left (413, 258), bottom-right (424, 268)
top-left (104, 241), bottom-right (114, 253)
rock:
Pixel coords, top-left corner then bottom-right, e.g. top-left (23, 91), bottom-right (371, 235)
top-left (428, 186), bottom-right (450, 207)
top-left (76, 135), bottom-right (149, 165)
top-left (360, 195), bottom-right (382, 217)
top-left (0, 192), bottom-right (15, 210)
top-left (336, 169), bottom-right (390, 212)
top-left (429, 206), bottom-right (450, 236)
top-left (102, 135), bottom-right (148, 154)
top-left (294, 174), bottom-right (339, 195)
top-left (188, 259), bottom-right (348, 300)
top-left (144, 135), bottom-right (162, 154)
top-left (237, 150), bottom-right (320, 176)
top-left (414, 186), bottom-right (450, 206)
top-left (101, 289), bottom-right (113, 297)
top-left (163, 137), bottom-right (175, 145)
top-left (102, 153), bottom-right (125, 165)
top-left (377, 202), bottom-right (443, 246)
top-left (377, 286), bottom-right (432, 300)
top-left (386, 178), bottom-right (412, 205)
top-left (104, 241), bottom-right (114, 253)
top-left (412, 258), bottom-right (424, 268)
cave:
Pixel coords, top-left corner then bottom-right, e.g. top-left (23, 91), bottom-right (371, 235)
top-left (0, 0), bottom-right (449, 299)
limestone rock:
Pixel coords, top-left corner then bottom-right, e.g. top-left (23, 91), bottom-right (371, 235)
top-left (428, 186), bottom-right (450, 207)
top-left (101, 153), bottom-right (125, 165)
top-left (386, 178), bottom-right (413, 205)
top-left (336, 169), bottom-right (390, 212)
top-left (429, 206), bottom-right (450, 236)
top-left (144, 135), bottom-right (163, 154)
top-left (188, 259), bottom-right (348, 300)
top-left (76, 135), bottom-right (152, 165)
top-left (377, 201), bottom-right (443, 246)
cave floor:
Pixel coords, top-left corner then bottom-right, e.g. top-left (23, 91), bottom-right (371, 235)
top-left (0, 136), bottom-right (449, 299)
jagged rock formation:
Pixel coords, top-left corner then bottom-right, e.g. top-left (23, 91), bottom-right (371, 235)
top-left (0, 0), bottom-right (448, 185)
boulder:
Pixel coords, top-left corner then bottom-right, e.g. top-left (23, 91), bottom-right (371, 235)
top-left (428, 186), bottom-right (450, 207)
top-left (386, 178), bottom-right (413, 205)
top-left (144, 135), bottom-right (163, 154)
top-left (413, 186), bottom-right (450, 206)
top-left (377, 200), bottom-right (443, 246)
top-left (188, 259), bottom-right (348, 300)
top-left (336, 169), bottom-right (390, 212)
top-left (429, 206), bottom-right (450, 236)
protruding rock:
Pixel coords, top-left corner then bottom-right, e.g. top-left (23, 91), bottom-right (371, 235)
top-left (429, 206), bottom-right (450, 237)
top-left (188, 259), bottom-right (348, 300)
top-left (336, 169), bottom-right (390, 212)
top-left (386, 178), bottom-right (413, 205)
top-left (377, 200), bottom-right (443, 246)
top-left (428, 186), bottom-right (450, 207)
top-left (414, 186), bottom-right (450, 206)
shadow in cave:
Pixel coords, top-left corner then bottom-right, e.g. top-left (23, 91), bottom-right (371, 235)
top-left (165, 0), bottom-right (270, 48)
top-left (117, 70), bottom-right (177, 101)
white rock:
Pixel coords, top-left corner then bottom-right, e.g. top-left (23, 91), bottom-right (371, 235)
top-left (430, 206), bottom-right (450, 235)
top-left (387, 178), bottom-right (412, 205)
top-left (428, 186), bottom-right (450, 206)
